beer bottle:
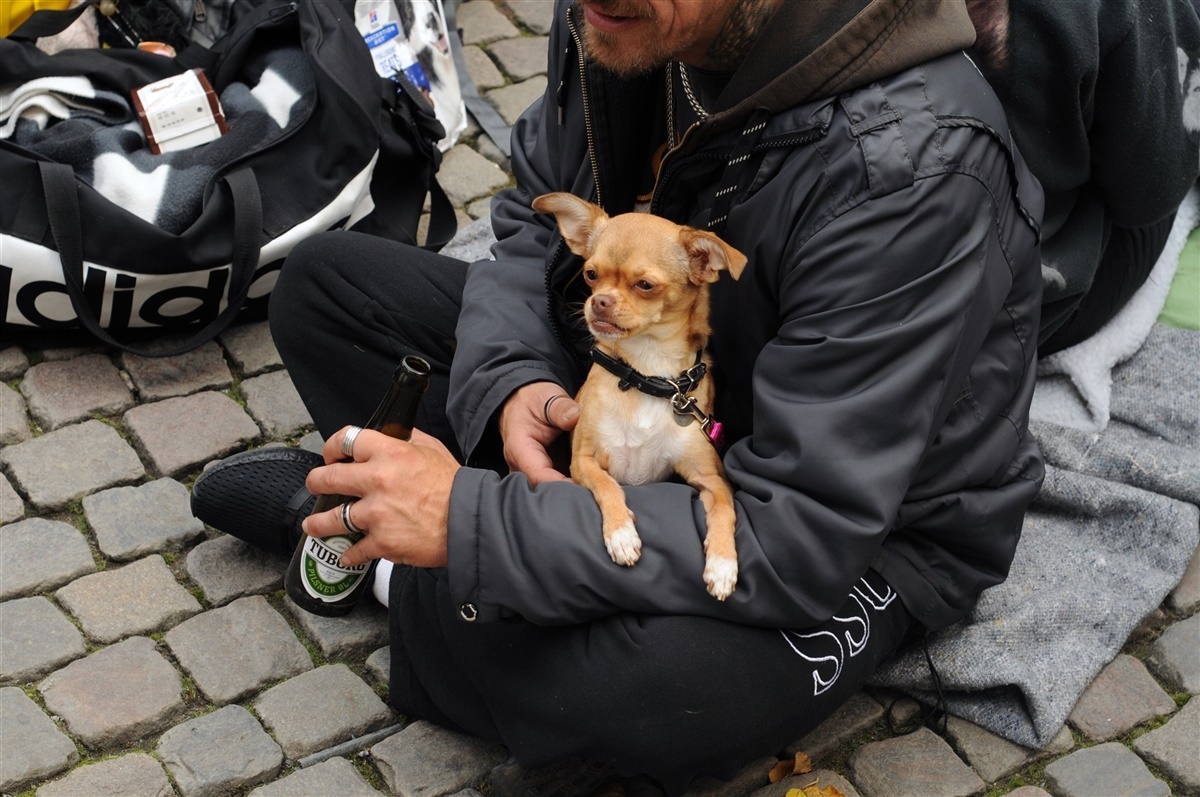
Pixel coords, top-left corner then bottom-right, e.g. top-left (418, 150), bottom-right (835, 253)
top-left (285, 355), bottom-right (431, 616)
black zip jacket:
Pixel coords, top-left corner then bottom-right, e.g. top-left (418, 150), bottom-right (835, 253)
top-left (444, 0), bottom-right (1046, 632)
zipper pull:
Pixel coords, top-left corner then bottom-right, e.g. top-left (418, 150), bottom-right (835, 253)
top-left (193, 0), bottom-right (207, 23)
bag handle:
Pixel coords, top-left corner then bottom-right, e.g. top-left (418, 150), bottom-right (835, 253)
top-left (39, 161), bottom-right (264, 357)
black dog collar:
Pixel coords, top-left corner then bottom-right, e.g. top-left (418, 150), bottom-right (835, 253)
top-left (589, 347), bottom-right (707, 397)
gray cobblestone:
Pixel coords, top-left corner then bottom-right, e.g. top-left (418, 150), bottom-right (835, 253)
top-left (34, 752), bottom-right (173, 797)
top-left (255, 664), bottom-right (395, 759)
top-left (284, 594), bottom-right (390, 661)
top-left (999, 789), bottom-right (1051, 797)
top-left (459, 0), bottom-right (520, 44)
top-left (185, 533), bottom-right (289, 606)
top-left (1169, 545), bottom-right (1200, 612)
top-left (0, 595), bottom-right (86, 685)
top-left (0, 381), bottom-right (31, 445)
top-left (219, 320), bottom-right (283, 375)
top-left (1068, 653), bottom-right (1177, 741)
top-left (463, 44), bottom-right (506, 89)
top-left (438, 144), bottom-right (512, 206)
top-left (247, 757), bottom-right (383, 797)
top-left (39, 636), bottom-right (185, 751)
top-left (298, 430), bottom-right (325, 453)
top-left (124, 391), bottom-right (260, 477)
top-left (121, 341), bottom-right (233, 401)
top-left (505, 0), bottom-right (555, 34)
top-left (847, 727), bottom-right (984, 797)
top-left (467, 196), bottom-right (494, 219)
top-left (1132, 696), bottom-right (1200, 794)
top-left (485, 76), bottom-right (548, 125)
top-left (0, 517), bottom-right (96, 600)
top-left (55, 555), bottom-right (202, 644)
top-left (784, 692), bottom-right (884, 764)
top-left (487, 36), bottom-right (549, 81)
top-left (0, 686), bottom-right (80, 792)
top-left (365, 645), bottom-right (390, 686)
top-left (943, 717), bottom-right (1072, 785)
top-left (371, 720), bottom-right (506, 797)
top-left (241, 369), bottom-right (313, 438)
top-left (1146, 613), bottom-right (1200, 694)
top-left (0, 472), bottom-right (24, 524)
top-left (20, 354), bottom-right (135, 430)
top-left (0, 345), bottom-right (30, 380)
top-left (0, 419), bottom-right (145, 510)
top-left (83, 477), bottom-right (205, 561)
top-left (1044, 742), bottom-right (1170, 797)
top-left (165, 596), bottom-right (313, 705)
top-left (158, 704), bottom-right (284, 797)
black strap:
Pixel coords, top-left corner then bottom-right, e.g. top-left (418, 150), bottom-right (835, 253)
top-left (39, 162), bottom-right (263, 357)
top-left (442, 0), bottom-right (512, 158)
top-left (386, 77), bottom-right (458, 251)
top-left (589, 347), bottom-right (707, 398)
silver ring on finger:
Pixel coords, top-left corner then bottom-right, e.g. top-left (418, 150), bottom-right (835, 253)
top-left (543, 394), bottom-right (567, 425)
top-left (340, 501), bottom-right (367, 535)
top-left (341, 425), bottom-right (364, 459)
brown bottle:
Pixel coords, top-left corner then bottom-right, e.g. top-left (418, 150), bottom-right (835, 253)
top-left (284, 355), bottom-right (431, 616)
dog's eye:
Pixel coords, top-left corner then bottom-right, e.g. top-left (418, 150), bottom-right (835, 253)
top-left (635, 280), bottom-right (654, 292)
top-left (584, 268), bottom-right (598, 283)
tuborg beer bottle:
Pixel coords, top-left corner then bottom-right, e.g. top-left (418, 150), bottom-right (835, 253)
top-left (285, 355), bottom-right (431, 616)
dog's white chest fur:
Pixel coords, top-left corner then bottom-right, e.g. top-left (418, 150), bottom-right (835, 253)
top-left (597, 391), bottom-right (695, 486)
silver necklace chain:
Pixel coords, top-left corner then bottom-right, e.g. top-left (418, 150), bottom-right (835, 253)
top-left (678, 62), bottom-right (711, 120)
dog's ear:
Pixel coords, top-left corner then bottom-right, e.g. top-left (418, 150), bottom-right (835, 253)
top-left (680, 229), bottom-right (748, 284)
top-left (531, 193), bottom-right (609, 258)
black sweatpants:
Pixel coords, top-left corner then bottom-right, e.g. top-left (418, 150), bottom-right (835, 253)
top-left (269, 231), bottom-right (915, 792)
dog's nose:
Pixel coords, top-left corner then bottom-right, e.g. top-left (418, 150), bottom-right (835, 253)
top-left (592, 294), bottom-right (614, 313)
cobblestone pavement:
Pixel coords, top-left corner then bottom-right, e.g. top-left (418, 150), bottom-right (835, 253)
top-left (2, 2), bottom-right (1198, 796)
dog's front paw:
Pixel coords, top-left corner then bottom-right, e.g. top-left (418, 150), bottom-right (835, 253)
top-left (703, 555), bottom-right (738, 601)
top-left (604, 521), bottom-right (642, 566)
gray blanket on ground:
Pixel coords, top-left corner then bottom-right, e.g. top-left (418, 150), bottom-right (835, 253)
top-left (872, 322), bottom-right (1200, 749)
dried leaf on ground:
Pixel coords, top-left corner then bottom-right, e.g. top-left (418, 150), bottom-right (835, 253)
top-left (785, 781), bottom-right (847, 797)
top-left (768, 751), bottom-right (814, 782)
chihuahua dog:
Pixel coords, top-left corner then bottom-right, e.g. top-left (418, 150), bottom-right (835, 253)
top-left (531, 192), bottom-right (747, 600)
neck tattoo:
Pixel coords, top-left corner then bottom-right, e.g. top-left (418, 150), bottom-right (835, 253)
top-left (706, 0), bottom-right (780, 72)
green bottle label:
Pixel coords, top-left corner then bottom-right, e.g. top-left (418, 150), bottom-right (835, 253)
top-left (299, 534), bottom-right (369, 602)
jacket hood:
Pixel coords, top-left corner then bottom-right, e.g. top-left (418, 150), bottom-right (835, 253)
top-left (715, 0), bottom-right (978, 116)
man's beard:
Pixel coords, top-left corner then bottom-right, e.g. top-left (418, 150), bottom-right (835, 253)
top-left (579, 1), bottom-right (668, 77)
top-left (579, 0), bottom-right (778, 78)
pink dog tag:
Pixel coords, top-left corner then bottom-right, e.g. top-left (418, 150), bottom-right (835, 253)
top-left (705, 420), bottom-right (725, 449)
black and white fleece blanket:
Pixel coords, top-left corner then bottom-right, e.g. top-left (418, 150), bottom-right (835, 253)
top-left (0, 45), bottom-right (314, 234)
top-left (872, 190), bottom-right (1200, 750)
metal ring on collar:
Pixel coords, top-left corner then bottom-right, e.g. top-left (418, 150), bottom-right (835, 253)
top-left (341, 425), bottom-right (364, 459)
top-left (340, 501), bottom-right (366, 535)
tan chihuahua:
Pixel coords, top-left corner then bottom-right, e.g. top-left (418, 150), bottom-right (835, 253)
top-left (532, 192), bottom-right (747, 600)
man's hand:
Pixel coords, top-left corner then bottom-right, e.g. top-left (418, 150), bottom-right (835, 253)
top-left (302, 426), bottom-right (460, 568)
top-left (499, 381), bottom-right (580, 486)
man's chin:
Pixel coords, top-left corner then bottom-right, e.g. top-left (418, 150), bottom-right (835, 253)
top-left (583, 29), bottom-right (665, 77)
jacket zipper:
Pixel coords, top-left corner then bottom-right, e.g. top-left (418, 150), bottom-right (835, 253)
top-left (565, 8), bottom-right (603, 208)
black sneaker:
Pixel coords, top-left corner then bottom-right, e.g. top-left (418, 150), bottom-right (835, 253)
top-left (489, 757), bottom-right (616, 797)
top-left (190, 447), bottom-right (323, 555)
